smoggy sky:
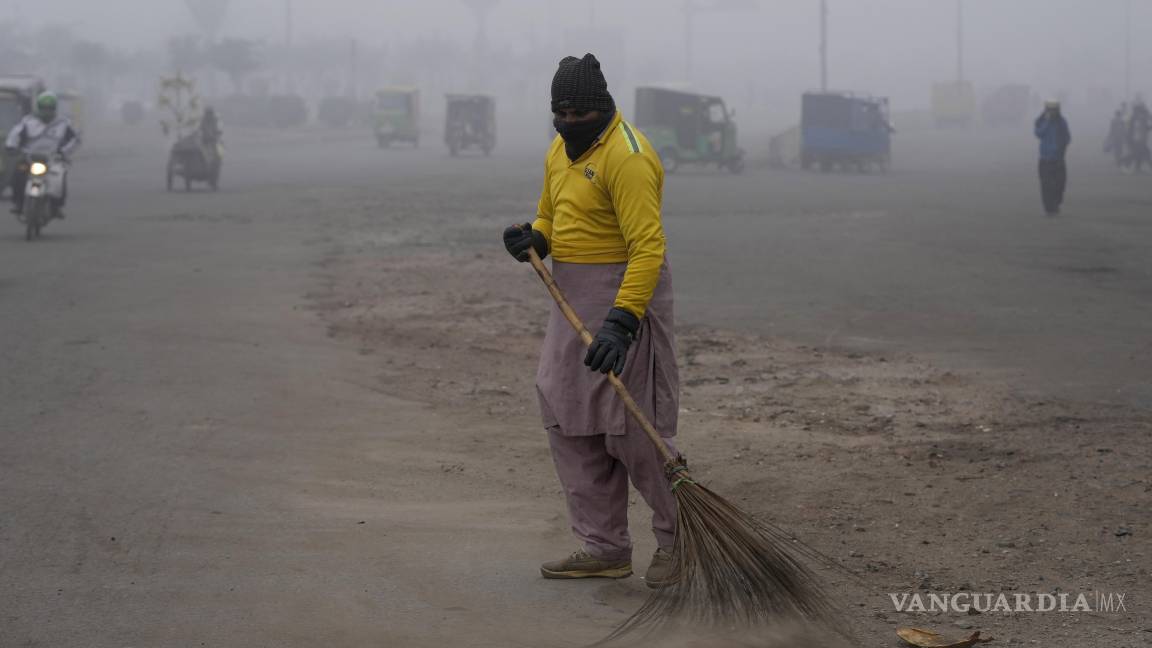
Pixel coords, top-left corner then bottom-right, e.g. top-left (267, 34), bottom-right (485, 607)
top-left (5, 0), bottom-right (1149, 109)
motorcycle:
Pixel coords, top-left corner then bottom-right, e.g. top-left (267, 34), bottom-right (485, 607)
top-left (18, 141), bottom-right (67, 241)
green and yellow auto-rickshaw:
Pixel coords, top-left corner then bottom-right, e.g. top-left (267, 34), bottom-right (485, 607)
top-left (374, 87), bottom-right (420, 148)
top-left (633, 86), bottom-right (744, 174)
top-left (0, 75), bottom-right (46, 195)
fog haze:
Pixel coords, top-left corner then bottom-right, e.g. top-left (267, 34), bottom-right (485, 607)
top-left (5, 0), bottom-right (1148, 119)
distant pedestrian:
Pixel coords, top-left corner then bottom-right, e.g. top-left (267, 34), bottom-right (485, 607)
top-left (1034, 100), bottom-right (1071, 216)
top-left (1126, 101), bottom-right (1151, 173)
top-left (1104, 107), bottom-right (1127, 169)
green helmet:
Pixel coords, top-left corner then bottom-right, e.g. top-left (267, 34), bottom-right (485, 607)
top-left (35, 92), bottom-right (58, 121)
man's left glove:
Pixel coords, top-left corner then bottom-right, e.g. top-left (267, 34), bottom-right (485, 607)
top-left (584, 307), bottom-right (640, 375)
top-left (503, 222), bottom-right (549, 263)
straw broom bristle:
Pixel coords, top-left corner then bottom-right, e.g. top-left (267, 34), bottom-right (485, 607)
top-left (600, 471), bottom-right (848, 645)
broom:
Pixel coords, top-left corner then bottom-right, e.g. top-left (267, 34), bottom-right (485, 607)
top-left (525, 248), bottom-right (847, 643)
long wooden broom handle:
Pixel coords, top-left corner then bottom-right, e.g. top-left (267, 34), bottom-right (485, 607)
top-left (527, 248), bottom-right (678, 465)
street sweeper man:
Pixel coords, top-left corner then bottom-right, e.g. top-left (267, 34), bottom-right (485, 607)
top-left (503, 53), bottom-right (680, 589)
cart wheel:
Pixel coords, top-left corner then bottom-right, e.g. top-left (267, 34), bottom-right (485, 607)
top-left (659, 149), bottom-right (679, 174)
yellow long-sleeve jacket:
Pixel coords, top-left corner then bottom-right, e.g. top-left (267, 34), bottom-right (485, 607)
top-left (532, 111), bottom-right (666, 318)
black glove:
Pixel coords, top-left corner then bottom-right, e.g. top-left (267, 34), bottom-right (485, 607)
top-left (502, 223), bottom-right (549, 263)
top-left (584, 307), bottom-right (640, 375)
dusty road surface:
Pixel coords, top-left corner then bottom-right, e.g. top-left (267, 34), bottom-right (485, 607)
top-left (0, 123), bottom-right (1148, 648)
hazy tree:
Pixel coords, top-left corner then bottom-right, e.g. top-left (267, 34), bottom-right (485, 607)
top-left (209, 38), bottom-right (260, 94)
top-left (70, 40), bottom-right (110, 77)
top-left (184, 0), bottom-right (230, 40)
top-left (168, 35), bottom-right (206, 74)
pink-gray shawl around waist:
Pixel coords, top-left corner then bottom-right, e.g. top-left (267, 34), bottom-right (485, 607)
top-left (536, 260), bottom-right (679, 438)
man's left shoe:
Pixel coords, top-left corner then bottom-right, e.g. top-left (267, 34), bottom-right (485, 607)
top-left (643, 548), bottom-right (675, 589)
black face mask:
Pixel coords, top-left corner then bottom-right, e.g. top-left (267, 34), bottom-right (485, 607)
top-left (554, 110), bottom-right (614, 160)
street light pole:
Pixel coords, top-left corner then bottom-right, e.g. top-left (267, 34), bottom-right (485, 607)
top-left (1125, 0), bottom-right (1132, 100)
top-left (820, 0), bottom-right (828, 91)
top-left (684, 0), bottom-right (694, 83)
top-left (956, 0), bottom-right (964, 83)
top-left (284, 0), bottom-right (292, 47)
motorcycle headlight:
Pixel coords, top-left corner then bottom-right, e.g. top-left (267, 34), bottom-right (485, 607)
top-left (29, 162), bottom-right (48, 176)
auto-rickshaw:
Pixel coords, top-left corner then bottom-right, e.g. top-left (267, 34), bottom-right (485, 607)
top-left (800, 91), bottom-right (892, 173)
top-left (633, 86), bottom-right (744, 174)
top-left (444, 94), bottom-right (495, 156)
top-left (0, 75), bottom-right (46, 196)
top-left (374, 87), bottom-right (419, 148)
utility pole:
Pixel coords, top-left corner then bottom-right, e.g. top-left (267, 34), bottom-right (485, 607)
top-left (1125, 0), bottom-right (1132, 100)
top-left (349, 38), bottom-right (359, 99)
top-left (684, 0), bottom-right (695, 83)
top-left (284, 0), bottom-right (292, 48)
top-left (956, 0), bottom-right (964, 83)
top-left (461, 0), bottom-right (497, 85)
top-left (819, 0), bottom-right (828, 91)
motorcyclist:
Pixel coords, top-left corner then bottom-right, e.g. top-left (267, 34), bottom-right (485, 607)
top-left (4, 92), bottom-right (81, 215)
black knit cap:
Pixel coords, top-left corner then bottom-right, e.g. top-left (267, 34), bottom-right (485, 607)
top-left (551, 53), bottom-right (615, 113)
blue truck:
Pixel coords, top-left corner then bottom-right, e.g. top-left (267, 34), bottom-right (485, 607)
top-left (801, 91), bottom-right (892, 173)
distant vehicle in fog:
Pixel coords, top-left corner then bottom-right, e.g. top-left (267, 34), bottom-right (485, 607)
top-left (167, 109), bottom-right (223, 192)
top-left (932, 80), bottom-right (976, 129)
top-left (0, 75), bottom-right (46, 196)
top-left (317, 96), bottom-right (360, 129)
top-left (374, 88), bottom-right (420, 148)
top-left (982, 84), bottom-right (1031, 128)
top-left (445, 94), bottom-right (495, 157)
top-left (215, 94), bottom-right (307, 129)
top-left (633, 86), bottom-right (744, 174)
top-left (121, 100), bottom-right (146, 126)
top-left (800, 91), bottom-right (892, 173)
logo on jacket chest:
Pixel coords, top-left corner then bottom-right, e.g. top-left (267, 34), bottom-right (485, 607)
top-left (583, 162), bottom-right (600, 186)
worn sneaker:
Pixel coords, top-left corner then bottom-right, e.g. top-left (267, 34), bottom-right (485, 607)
top-left (643, 548), bottom-right (675, 589)
top-left (540, 549), bottom-right (632, 579)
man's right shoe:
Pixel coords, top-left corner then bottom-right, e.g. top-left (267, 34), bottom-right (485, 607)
top-left (540, 549), bottom-right (632, 579)
top-left (644, 547), bottom-right (675, 589)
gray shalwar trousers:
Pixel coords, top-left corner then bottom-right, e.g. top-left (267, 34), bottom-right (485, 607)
top-left (537, 260), bottom-right (680, 561)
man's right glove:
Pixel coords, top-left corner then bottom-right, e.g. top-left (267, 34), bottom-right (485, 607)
top-left (584, 307), bottom-right (640, 375)
top-left (503, 222), bottom-right (549, 263)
